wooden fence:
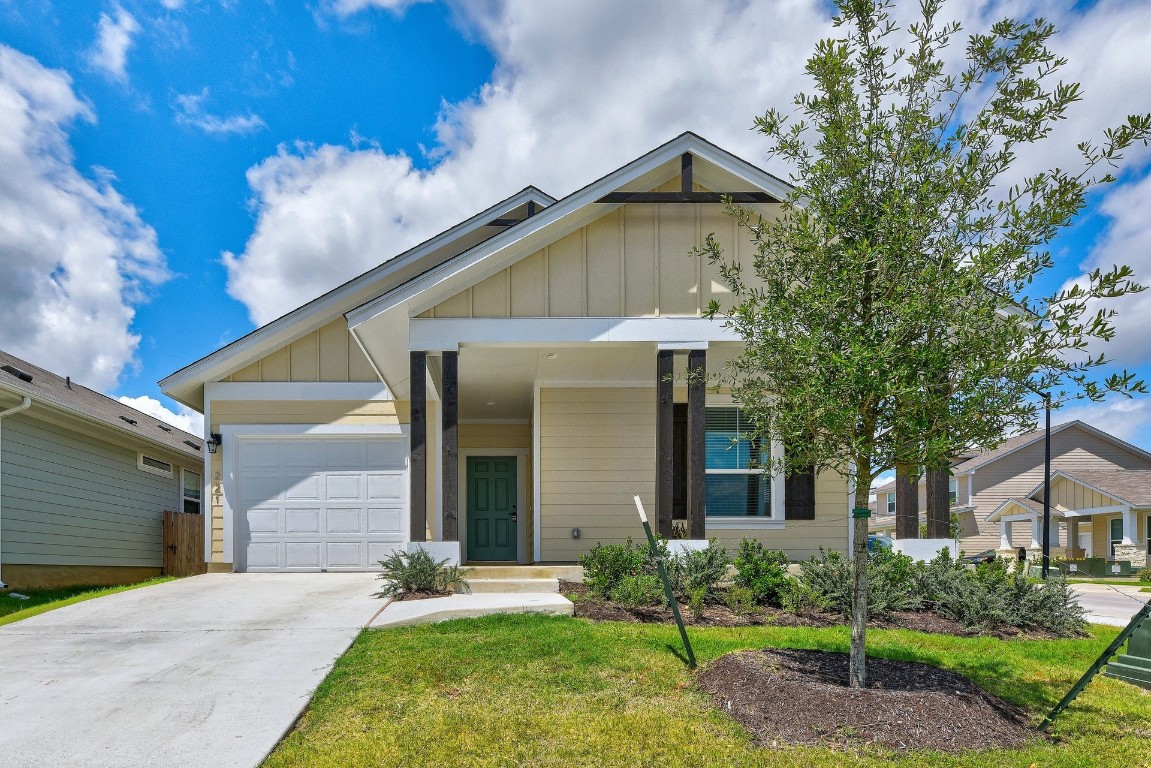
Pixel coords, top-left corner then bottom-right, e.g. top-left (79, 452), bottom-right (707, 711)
top-left (163, 510), bottom-right (207, 577)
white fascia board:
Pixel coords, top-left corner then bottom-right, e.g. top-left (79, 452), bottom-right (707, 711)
top-left (1060, 504), bottom-right (1129, 518)
top-left (159, 186), bottom-right (555, 397)
top-left (205, 382), bottom-right (393, 402)
top-left (409, 317), bottom-right (740, 347)
top-left (345, 133), bottom-right (793, 329)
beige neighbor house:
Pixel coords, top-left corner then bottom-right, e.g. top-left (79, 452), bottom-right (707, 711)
top-left (869, 421), bottom-right (1151, 562)
top-left (159, 133), bottom-right (855, 573)
top-left (0, 349), bottom-right (204, 589)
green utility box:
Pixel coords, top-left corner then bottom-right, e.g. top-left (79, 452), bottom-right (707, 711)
top-left (1060, 558), bottom-right (1133, 577)
top-left (1104, 616), bottom-right (1151, 690)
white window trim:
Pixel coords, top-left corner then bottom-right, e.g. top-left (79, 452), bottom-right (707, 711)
top-left (138, 452), bottom-right (174, 478)
top-left (886, 492), bottom-right (896, 516)
top-left (702, 405), bottom-right (785, 524)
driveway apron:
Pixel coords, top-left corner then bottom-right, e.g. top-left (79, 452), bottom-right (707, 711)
top-left (0, 573), bottom-right (380, 768)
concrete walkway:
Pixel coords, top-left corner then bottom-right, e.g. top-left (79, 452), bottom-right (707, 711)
top-left (0, 573), bottom-right (380, 768)
top-left (369, 592), bottom-right (573, 628)
top-left (1072, 583), bottom-right (1151, 627)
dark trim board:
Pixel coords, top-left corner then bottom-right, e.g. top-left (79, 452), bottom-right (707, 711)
top-left (656, 350), bottom-right (674, 537)
top-left (410, 351), bottom-right (427, 542)
top-left (441, 350), bottom-right (459, 541)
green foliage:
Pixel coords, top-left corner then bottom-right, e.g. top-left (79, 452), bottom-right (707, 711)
top-left (732, 538), bottom-right (792, 606)
top-left (722, 586), bottom-right (757, 617)
top-left (686, 586), bottom-right (708, 621)
top-left (1138, 568), bottom-right (1151, 584)
top-left (798, 548), bottom-right (921, 617)
top-left (779, 576), bottom-right (831, 615)
top-left (374, 548), bottom-right (470, 598)
top-left (611, 574), bottom-right (664, 608)
top-left (666, 540), bottom-right (731, 601)
top-left (578, 538), bottom-right (664, 600)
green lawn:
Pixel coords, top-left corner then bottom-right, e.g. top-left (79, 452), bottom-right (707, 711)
top-left (262, 615), bottom-right (1151, 768)
top-left (0, 578), bottom-right (174, 627)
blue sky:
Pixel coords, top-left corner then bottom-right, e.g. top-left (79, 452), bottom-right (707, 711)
top-left (0, 0), bottom-right (1149, 450)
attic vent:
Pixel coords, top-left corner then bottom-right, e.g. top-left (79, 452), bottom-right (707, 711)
top-left (184, 440), bottom-right (201, 451)
top-left (120, 416), bottom-right (138, 426)
top-left (157, 425), bottom-right (172, 433)
top-left (1, 364), bottom-right (32, 383)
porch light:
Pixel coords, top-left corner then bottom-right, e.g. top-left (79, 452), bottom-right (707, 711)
top-left (206, 432), bottom-right (222, 454)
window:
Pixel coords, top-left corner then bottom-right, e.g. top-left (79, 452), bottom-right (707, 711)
top-left (948, 476), bottom-right (958, 505)
top-left (138, 453), bottom-right (173, 477)
top-left (182, 469), bottom-right (202, 514)
top-left (704, 408), bottom-right (770, 517)
top-left (886, 493), bottom-right (896, 515)
top-left (1110, 517), bottom-right (1123, 558)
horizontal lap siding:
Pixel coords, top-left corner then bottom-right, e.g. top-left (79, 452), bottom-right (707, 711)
top-left (1, 415), bottom-right (179, 567)
top-left (539, 388), bottom-right (655, 561)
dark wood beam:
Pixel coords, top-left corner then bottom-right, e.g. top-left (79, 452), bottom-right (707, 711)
top-left (925, 468), bottom-right (950, 538)
top-left (527, 200), bottom-right (537, 217)
top-left (410, 351), bottom-right (427, 542)
top-left (594, 191), bottom-right (778, 204)
top-left (485, 217), bottom-right (520, 227)
top-left (656, 350), bottom-right (674, 538)
top-left (441, 350), bottom-right (459, 542)
top-left (686, 349), bottom-right (706, 539)
top-left (681, 152), bottom-right (693, 194)
top-left (894, 463), bottom-right (919, 540)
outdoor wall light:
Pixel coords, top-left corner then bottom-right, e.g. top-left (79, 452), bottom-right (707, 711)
top-left (206, 432), bottom-right (222, 454)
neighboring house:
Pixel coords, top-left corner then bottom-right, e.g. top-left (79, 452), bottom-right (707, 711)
top-left (869, 421), bottom-right (1151, 558)
top-left (160, 132), bottom-right (854, 573)
top-left (987, 469), bottom-right (1151, 567)
top-left (0, 350), bottom-right (204, 589)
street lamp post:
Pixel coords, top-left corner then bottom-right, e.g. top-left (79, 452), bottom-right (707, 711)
top-left (1025, 384), bottom-right (1052, 579)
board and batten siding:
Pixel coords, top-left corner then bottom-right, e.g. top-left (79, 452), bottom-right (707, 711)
top-left (224, 319), bottom-right (378, 383)
top-left (427, 195), bottom-right (777, 320)
top-left (0, 413), bottom-right (185, 567)
top-left (536, 386), bottom-right (849, 562)
top-left (969, 426), bottom-right (1151, 554)
top-left (206, 397), bottom-right (416, 563)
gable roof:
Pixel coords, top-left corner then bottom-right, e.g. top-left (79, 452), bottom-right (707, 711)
top-left (343, 131), bottom-right (793, 329)
top-left (985, 496), bottom-right (1046, 523)
top-left (159, 186), bottom-right (556, 410)
top-left (955, 420), bottom-right (1151, 475)
top-left (0, 349), bottom-right (202, 460)
top-left (1035, 469), bottom-right (1151, 508)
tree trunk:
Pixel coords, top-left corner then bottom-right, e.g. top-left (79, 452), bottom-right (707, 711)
top-left (849, 486), bottom-right (870, 688)
top-left (894, 462), bottom-right (919, 539)
top-left (925, 467), bottom-right (951, 538)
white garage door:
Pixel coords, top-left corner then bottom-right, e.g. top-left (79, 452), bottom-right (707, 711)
top-left (238, 436), bottom-right (408, 571)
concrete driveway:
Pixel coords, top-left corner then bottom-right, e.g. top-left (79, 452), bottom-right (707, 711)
top-left (1072, 582), bottom-right (1150, 626)
top-left (0, 573), bottom-right (381, 768)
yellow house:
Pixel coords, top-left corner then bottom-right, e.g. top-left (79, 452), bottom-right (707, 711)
top-left (160, 133), bottom-right (853, 572)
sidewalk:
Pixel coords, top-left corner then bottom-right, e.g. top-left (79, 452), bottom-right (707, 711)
top-left (369, 592), bottom-right (573, 628)
top-left (1071, 583), bottom-right (1150, 626)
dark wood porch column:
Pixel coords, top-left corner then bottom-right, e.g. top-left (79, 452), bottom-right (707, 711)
top-left (441, 350), bottom-right (459, 541)
top-left (410, 351), bottom-right (427, 542)
top-left (656, 349), bottom-right (674, 537)
top-left (894, 463), bottom-right (918, 539)
top-left (925, 468), bottom-right (950, 538)
top-left (686, 349), bottom-right (706, 539)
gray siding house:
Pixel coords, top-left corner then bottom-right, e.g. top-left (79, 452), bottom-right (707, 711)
top-left (870, 421), bottom-right (1151, 557)
top-left (0, 350), bottom-right (204, 589)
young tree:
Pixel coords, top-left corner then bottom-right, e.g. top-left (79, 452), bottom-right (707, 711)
top-left (700, 0), bottom-right (1150, 687)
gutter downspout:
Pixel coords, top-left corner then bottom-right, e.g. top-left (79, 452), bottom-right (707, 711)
top-left (0, 396), bottom-right (33, 589)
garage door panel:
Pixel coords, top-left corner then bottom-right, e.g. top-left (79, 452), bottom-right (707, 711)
top-left (239, 436), bottom-right (408, 571)
top-left (368, 506), bottom-right (403, 534)
top-left (325, 508), bottom-right (363, 534)
top-left (285, 508), bottom-right (321, 533)
top-left (285, 542), bottom-right (322, 569)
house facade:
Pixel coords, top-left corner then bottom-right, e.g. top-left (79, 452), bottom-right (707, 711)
top-left (0, 350), bottom-right (204, 589)
top-left (869, 421), bottom-right (1151, 560)
top-left (160, 134), bottom-right (853, 573)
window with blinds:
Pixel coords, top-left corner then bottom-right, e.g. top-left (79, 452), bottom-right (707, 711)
top-left (704, 407), bottom-right (769, 517)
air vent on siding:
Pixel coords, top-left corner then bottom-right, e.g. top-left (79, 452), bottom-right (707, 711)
top-left (1, 364), bottom-right (32, 383)
top-left (120, 416), bottom-right (138, 426)
top-left (184, 440), bottom-right (201, 451)
top-left (157, 425), bottom-right (172, 433)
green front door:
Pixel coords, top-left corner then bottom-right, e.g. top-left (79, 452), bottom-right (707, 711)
top-left (467, 456), bottom-right (517, 561)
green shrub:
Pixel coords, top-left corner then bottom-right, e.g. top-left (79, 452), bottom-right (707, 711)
top-left (779, 577), bottom-right (830, 615)
top-left (797, 547), bottom-right (920, 617)
top-left (578, 538), bottom-right (662, 599)
top-left (666, 540), bottom-right (731, 601)
top-left (687, 586), bottom-right (708, 621)
top-left (722, 586), bottom-right (757, 616)
top-left (374, 548), bottom-right (470, 598)
top-left (733, 538), bottom-right (791, 606)
top-left (1138, 568), bottom-right (1151, 583)
top-left (611, 573), bottom-right (664, 607)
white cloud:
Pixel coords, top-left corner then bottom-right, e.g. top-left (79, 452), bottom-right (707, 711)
top-left (86, 6), bottom-right (140, 82)
top-left (225, 0), bottom-right (834, 324)
top-left (0, 45), bottom-right (167, 391)
top-left (173, 87), bottom-right (266, 136)
top-left (117, 394), bottom-right (204, 435)
top-left (1056, 396), bottom-right (1151, 447)
top-left (159, 0), bottom-right (187, 9)
top-left (326, 0), bottom-right (431, 16)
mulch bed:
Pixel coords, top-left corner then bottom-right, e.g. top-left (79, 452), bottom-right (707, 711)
top-left (393, 589), bottom-right (453, 601)
top-left (558, 581), bottom-right (1060, 638)
top-left (698, 648), bottom-right (1035, 752)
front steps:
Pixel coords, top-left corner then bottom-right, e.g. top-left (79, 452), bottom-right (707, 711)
top-left (458, 565), bottom-right (582, 594)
